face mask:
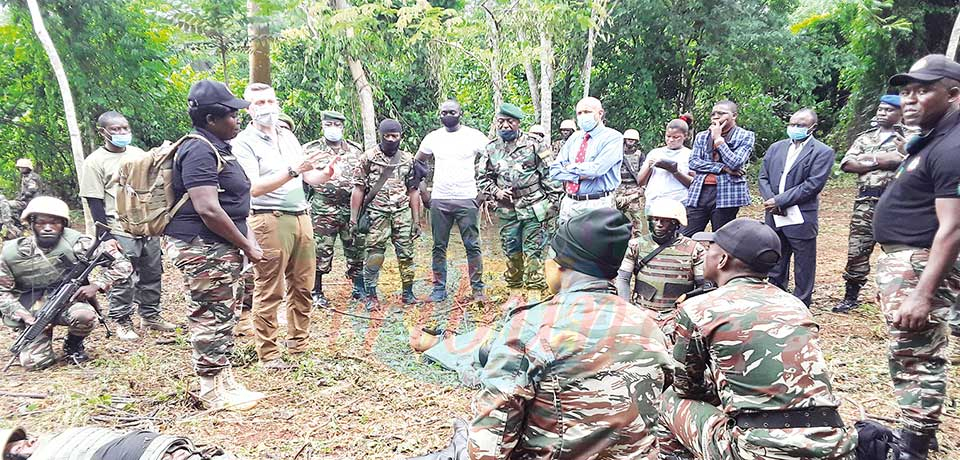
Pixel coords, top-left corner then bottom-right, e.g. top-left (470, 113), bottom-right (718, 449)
top-left (440, 115), bottom-right (460, 129)
top-left (323, 126), bottom-right (343, 142)
top-left (577, 113), bottom-right (599, 132)
top-left (498, 129), bottom-right (518, 142)
top-left (109, 133), bottom-right (132, 148)
top-left (253, 106), bottom-right (279, 126)
top-left (380, 139), bottom-right (400, 156)
top-left (786, 126), bottom-right (810, 141)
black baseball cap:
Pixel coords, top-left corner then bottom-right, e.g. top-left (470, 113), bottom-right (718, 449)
top-left (889, 54), bottom-right (960, 86)
top-left (187, 80), bottom-right (249, 110)
top-left (692, 218), bottom-right (781, 273)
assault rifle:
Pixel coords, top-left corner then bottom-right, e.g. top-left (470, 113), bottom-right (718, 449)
top-left (3, 228), bottom-right (115, 372)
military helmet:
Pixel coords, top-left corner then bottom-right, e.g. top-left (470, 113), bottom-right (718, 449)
top-left (528, 124), bottom-right (546, 136)
top-left (1, 426), bottom-right (27, 452)
top-left (559, 119), bottom-right (576, 130)
top-left (22, 196), bottom-right (71, 225)
top-left (15, 158), bottom-right (33, 169)
top-left (623, 129), bottom-right (640, 141)
top-left (647, 199), bottom-right (687, 226)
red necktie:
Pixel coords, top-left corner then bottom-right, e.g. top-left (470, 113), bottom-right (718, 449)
top-left (565, 133), bottom-right (590, 194)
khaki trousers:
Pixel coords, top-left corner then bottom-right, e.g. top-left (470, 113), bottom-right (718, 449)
top-left (249, 212), bottom-right (316, 361)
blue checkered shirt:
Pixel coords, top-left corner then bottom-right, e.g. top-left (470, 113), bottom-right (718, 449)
top-left (684, 126), bottom-right (755, 209)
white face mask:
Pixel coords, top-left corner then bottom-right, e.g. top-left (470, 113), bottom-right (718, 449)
top-left (253, 105), bottom-right (280, 127)
top-left (323, 126), bottom-right (343, 142)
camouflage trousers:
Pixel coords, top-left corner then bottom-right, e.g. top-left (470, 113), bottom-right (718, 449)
top-left (615, 186), bottom-right (647, 237)
top-left (234, 270), bottom-right (253, 311)
top-left (313, 207), bottom-right (363, 280)
top-left (876, 246), bottom-right (960, 433)
top-left (15, 303), bottom-right (95, 371)
top-left (108, 234), bottom-right (163, 322)
top-left (497, 209), bottom-right (546, 290)
top-left (658, 388), bottom-right (857, 460)
top-left (163, 237), bottom-right (243, 377)
top-left (842, 199), bottom-right (878, 284)
top-left (363, 207), bottom-right (416, 292)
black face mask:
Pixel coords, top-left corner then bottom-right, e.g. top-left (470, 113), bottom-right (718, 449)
top-left (380, 139), bottom-right (400, 156)
top-left (441, 115), bottom-right (460, 129)
top-left (498, 129), bottom-right (519, 142)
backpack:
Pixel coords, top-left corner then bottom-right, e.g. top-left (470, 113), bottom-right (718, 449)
top-left (115, 134), bottom-right (223, 236)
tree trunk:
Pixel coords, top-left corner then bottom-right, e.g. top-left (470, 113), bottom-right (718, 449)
top-left (483, 4), bottom-right (504, 115)
top-left (219, 41), bottom-right (230, 86)
top-left (332, 0), bottom-right (377, 150)
top-left (948, 8), bottom-right (960, 60)
top-left (517, 29), bottom-right (540, 123)
top-left (581, 9), bottom-right (596, 98)
top-left (248, 0), bottom-right (271, 84)
top-left (26, 0), bottom-right (91, 230)
top-left (539, 27), bottom-right (554, 141)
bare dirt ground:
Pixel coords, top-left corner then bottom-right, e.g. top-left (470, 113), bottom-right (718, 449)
top-left (1, 182), bottom-right (958, 459)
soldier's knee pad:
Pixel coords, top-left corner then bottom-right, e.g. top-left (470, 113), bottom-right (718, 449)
top-left (365, 251), bottom-right (385, 269)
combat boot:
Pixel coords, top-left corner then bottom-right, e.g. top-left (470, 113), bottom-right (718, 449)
top-left (114, 320), bottom-right (140, 341)
top-left (198, 374), bottom-right (257, 411)
top-left (142, 314), bottom-right (177, 332)
top-left (220, 366), bottom-right (266, 404)
top-left (832, 281), bottom-right (864, 313)
top-left (313, 274), bottom-right (330, 308)
top-left (351, 275), bottom-right (366, 300)
top-left (897, 429), bottom-right (932, 460)
top-left (428, 287), bottom-right (448, 303)
top-left (63, 334), bottom-right (90, 365)
top-left (402, 283), bottom-right (421, 304)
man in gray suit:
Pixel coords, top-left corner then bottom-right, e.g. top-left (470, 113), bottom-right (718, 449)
top-left (757, 108), bottom-right (835, 306)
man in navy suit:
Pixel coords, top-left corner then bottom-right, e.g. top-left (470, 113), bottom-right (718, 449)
top-left (758, 108), bottom-right (835, 306)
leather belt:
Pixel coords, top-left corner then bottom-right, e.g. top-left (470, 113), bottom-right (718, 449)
top-left (251, 208), bottom-right (308, 216)
top-left (857, 186), bottom-right (885, 198)
top-left (566, 190), bottom-right (612, 201)
top-left (734, 407), bottom-right (843, 430)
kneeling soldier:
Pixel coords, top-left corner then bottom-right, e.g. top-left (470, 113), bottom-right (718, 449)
top-left (0, 197), bottom-right (131, 370)
top-left (659, 218), bottom-right (856, 459)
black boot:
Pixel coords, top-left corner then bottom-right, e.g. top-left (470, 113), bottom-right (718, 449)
top-left (401, 283), bottom-right (421, 305)
top-left (832, 281), bottom-right (863, 313)
top-left (898, 429), bottom-right (932, 460)
top-left (351, 275), bottom-right (366, 300)
top-left (312, 273), bottom-right (329, 307)
top-left (63, 334), bottom-right (90, 364)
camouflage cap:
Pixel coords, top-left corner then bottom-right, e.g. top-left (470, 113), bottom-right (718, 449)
top-left (497, 103), bottom-right (525, 120)
top-left (322, 110), bottom-right (346, 121)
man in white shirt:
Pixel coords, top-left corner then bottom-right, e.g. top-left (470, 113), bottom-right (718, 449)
top-left (415, 100), bottom-right (490, 302)
top-left (232, 83), bottom-right (335, 370)
top-left (638, 118), bottom-right (694, 212)
top-left (757, 108), bottom-right (835, 306)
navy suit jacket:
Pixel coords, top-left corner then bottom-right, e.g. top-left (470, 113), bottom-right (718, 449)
top-left (757, 137), bottom-right (835, 240)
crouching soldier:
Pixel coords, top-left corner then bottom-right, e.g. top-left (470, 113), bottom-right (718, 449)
top-left (0, 197), bottom-right (131, 370)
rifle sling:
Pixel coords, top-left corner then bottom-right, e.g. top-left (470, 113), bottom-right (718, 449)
top-left (634, 235), bottom-right (678, 275)
top-left (360, 154), bottom-right (400, 213)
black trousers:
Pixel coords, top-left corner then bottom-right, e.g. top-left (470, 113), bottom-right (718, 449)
top-left (681, 185), bottom-right (740, 236)
top-left (768, 231), bottom-right (817, 306)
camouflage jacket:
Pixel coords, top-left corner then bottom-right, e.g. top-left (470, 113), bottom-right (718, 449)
top-left (619, 151), bottom-right (644, 189)
top-left (352, 147), bottom-right (417, 213)
top-left (305, 138), bottom-right (364, 210)
top-left (0, 194), bottom-right (17, 239)
top-left (476, 133), bottom-right (562, 221)
top-left (0, 230), bottom-right (132, 322)
top-left (550, 139), bottom-right (565, 162)
top-left (469, 279), bottom-right (673, 460)
top-left (18, 171), bottom-right (42, 202)
top-left (840, 128), bottom-right (908, 192)
top-left (619, 234), bottom-right (704, 313)
top-left (674, 276), bottom-right (841, 413)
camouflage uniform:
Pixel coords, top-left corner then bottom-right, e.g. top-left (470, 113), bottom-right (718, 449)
top-left (615, 151), bottom-right (647, 236)
top-left (0, 229), bottom-right (131, 370)
top-left (476, 133), bottom-right (560, 290)
top-left (305, 138), bottom-right (365, 281)
top-left (469, 279), bottom-right (673, 460)
top-left (0, 194), bottom-right (20, 240)
top-left (10, 171), bottom-right (41, 216)
top-left (353, 147), bottom-right (418, 294)
top-left (618, 233), bottom-right (704, 340)
top-left (839, 129), bottom-right (905, 285)
top-left (659, 277), bottom-right (857, 460)
top-left (547, 139), bottom-right (565, 165)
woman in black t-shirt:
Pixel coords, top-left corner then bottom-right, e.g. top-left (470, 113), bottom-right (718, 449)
top-left (163, 80), bottom-right (264, 411)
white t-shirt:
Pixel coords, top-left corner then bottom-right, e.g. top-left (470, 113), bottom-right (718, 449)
top-left (644, 146), bottom-right (691, 210)
top-left (418, 126), bottom-right (489, 200)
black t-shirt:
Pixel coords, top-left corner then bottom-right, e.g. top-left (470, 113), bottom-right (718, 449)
top-left (164, 128), bottom-right (251, 245)
top-left (874, 110), bottom-right (960, 248)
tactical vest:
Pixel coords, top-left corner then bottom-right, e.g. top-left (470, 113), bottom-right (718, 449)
top-left (1, 228), bottom-right (82, 294)
top-left (633, 236), bottom-right (700, 312)
top-left (29, 427), bottom-right (224, 460)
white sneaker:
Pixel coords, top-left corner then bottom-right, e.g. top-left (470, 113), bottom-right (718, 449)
top-left (114, 323), bottom-right (140, 342)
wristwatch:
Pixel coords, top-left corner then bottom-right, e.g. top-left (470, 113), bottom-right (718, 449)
top-left (287, 166), bottom-right (300, 178)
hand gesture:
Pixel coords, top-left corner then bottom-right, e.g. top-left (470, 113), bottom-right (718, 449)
top-left (709, 120), bottom-right (725, 143)
top-left (245, 241), bottom-right (265, 264)
top-left (892, 292), bottom-right (932, 331)
top-left (763, 198), bottom-right (782, 215)
top-left (73, 284), bottom-right (100, 302)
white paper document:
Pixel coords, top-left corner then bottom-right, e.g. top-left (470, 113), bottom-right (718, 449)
top-left (772, 205), bottom-right (804, 228)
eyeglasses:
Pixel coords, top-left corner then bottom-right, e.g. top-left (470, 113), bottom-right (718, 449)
top-left (710, 110), bottom-right (732, 117)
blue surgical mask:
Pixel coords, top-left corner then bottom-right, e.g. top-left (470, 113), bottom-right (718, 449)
top-left (498, 129), bottom-right (518, 142)
top-left (110, 133), bottom-right (132, 148)
top-left (577, 113), bottom-right (599, 132)
top-left (323, 126), bottom-right (343, 142)
top-left (786, 126), bottom-right (809, 141)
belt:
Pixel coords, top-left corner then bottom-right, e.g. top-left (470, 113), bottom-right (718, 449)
top-left (857, 186), bottom-right (885, 198)
top-left (251, 208), bottom-right (308, 216)
top-left (566, 190), bottom-right (612, 201)
top-left (734, 407), bottom-right (843, 430)
top-left (880, 243), bottom-right (923, 254)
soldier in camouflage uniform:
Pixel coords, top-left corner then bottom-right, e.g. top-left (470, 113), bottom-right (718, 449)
top-left (0, 197), bottom-right (131, 370)
top-left (548, 118), bottom-right (576, 164)
top-left (834, 94), bottom-right (909, 313)
top-left (470, 208), bottom-right (672, 460)
top-left (10, 158), bottom-right (42, 218)
top-left (616, 199), bottom-right (704, 342)
top-left (306, 110), bottom-right (366, 305)
top-left (660, 218), bottom-right (857, 460)
top-left (350, 118), bottom-right (422, 309)
top-left (0, 192), bottom-right (21, 240)
top-left (476, 103), bottom-right (561, 296)
top-left (615, 128), bottom-right (647, 236)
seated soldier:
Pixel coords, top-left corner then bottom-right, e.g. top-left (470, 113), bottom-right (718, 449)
top-left (2, 425), bottom-right (235, 460)
top-left (659, 218), bottom-right (857, 460)
top-left (0, 197), bottom-right (131, 370)
top-left (615, 198), bottom-right (705, 342)
top-left (470, 208), bottom-right (672, 460)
